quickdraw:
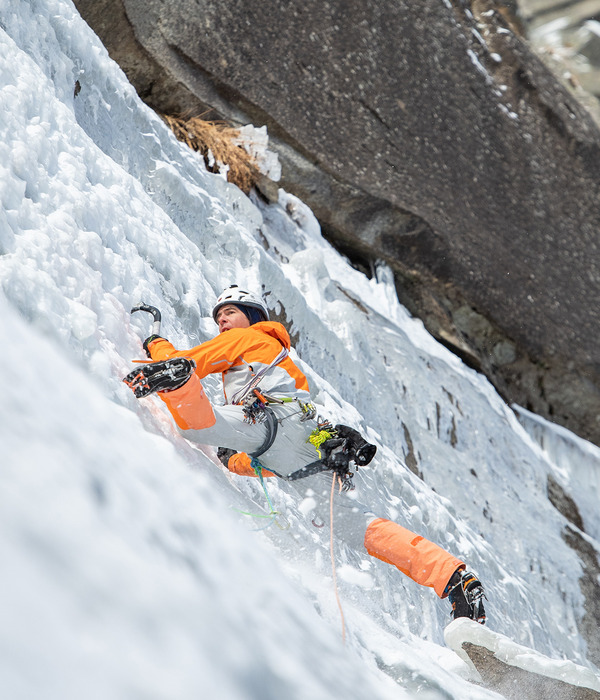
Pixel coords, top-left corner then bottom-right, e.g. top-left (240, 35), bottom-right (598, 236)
top-left (241, 389), bottom-right (316, 425)
top-left (241, 389), bottom-right (271, 425)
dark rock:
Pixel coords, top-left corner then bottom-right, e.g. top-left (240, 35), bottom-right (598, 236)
top-left (547, 473), bottom-right (585, 532)
top-left (562, 525), bottom-right (600, 668)
top-left (401, 423), bottom-right (422, 479)
top-left (462, 641), bottom-right (600, 699)
top-left (74, 0), bottom-right (600, 446)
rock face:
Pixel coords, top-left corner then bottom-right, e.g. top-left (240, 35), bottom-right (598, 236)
top-left (74, 0), bottom-right (600, 446)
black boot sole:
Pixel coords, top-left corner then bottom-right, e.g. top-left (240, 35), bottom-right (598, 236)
top-left (124, 358), bottom-right (195, 398)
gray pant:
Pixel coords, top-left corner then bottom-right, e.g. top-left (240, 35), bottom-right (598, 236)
top-left (181, 401), bottom-right (322, 475)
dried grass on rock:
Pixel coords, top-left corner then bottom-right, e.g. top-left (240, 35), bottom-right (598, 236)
top-left (161, 114), bottom-right (261, 194)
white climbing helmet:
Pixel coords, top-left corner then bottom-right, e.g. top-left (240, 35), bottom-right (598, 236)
top-left (212, 285), bottom-right (269, 323)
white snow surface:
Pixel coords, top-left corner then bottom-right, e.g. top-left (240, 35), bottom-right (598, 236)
top-left (1, 1), bottom-right (599, 698)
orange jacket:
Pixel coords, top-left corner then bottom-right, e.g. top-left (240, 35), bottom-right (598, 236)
top-left (146, 322), bottom-right (311, 405)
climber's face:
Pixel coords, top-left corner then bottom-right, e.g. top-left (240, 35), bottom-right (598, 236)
top-left (216, 304), bottom-right (251, 333)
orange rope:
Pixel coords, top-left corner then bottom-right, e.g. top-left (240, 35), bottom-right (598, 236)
top-left (330, 472), bottom-right (346, 643)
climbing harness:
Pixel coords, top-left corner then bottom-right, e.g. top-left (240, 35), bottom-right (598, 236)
top-left (231, 347), bottom-right (375, 525)
top-left (239, 404), bottom-right (374, 490)
top-left (246, 398), bottom-right (279, 458)
top-left (241, 387), bottom-right (317, 465)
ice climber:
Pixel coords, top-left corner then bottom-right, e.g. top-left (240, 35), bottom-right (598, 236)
top-left (124, 285), bottom-right (486, 623)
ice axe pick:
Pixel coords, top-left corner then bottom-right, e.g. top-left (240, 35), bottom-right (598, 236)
top-left (131, 302), bottom-right (162, 336)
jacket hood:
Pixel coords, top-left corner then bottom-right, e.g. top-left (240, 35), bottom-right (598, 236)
top-left (251, 321), bottom-right (291, 350)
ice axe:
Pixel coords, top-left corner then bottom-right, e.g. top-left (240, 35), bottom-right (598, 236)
top-left (131, 302), bottom-right (162, 336)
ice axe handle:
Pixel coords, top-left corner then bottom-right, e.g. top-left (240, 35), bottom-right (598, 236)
top-left (131, 303), bottom-right (162, 336)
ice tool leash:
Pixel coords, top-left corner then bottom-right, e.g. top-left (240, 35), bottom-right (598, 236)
top-left (247, 457), bottom-right (290, 530)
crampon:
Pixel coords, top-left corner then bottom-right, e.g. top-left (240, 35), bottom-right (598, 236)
top-left (123, 358), bottom-right (196, 398)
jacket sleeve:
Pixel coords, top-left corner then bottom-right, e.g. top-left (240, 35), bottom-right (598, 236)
top-left (146, 328), bottom-right (266, 379)
top-left (227, 452), bottom-right (275, 478)
top-left (146, 337), bottom-right (180, 361)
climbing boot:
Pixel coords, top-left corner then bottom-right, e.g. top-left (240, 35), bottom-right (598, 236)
top-left (334, 424), bottom-right (377, 466)
top-left (123, 358), bottom-right (196, 398)
top-left (446, 569), bottom-right (486, 624)
top-left (317, 424), bottom-right (377, 489)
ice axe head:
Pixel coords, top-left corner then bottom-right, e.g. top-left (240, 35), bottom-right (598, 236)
top-left (131, 302), bottom-right (162, 336)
